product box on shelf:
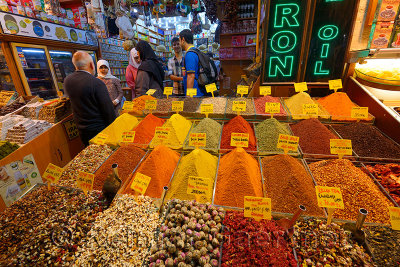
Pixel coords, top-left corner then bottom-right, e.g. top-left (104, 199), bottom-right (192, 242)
top-left (231, 35), bottom-right (245, 46)
top-left (377, 0), bottom-right (400, 22)
top-left (371, 22), bottom-right (394, 49)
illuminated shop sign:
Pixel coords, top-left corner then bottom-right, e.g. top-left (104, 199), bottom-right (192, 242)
top-left (264, 1), bottom-right (307, 82)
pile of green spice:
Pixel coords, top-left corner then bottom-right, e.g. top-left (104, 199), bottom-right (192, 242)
top-left (365, 225), bottom-right (400, 266)
top-left (184, 118), bottom-right (222, 151)
top-left (255, 118), bottom-right (293, 154)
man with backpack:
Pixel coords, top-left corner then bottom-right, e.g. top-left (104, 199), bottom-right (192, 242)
top-left (179, 29), bottom-right (217, 97)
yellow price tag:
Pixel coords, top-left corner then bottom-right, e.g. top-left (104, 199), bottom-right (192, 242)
top-left (330, 139), bottom-right (352, 158)
top-left (351, 107), bottom-right (368, 119)
top-left (265, 102), bottom-right (280, 114)
top-left (57, 91), bottom-right (63, 98)
top-left (146, 89), bottom-right (157, 95)
top-left (154, 127), bottom-right (170, 144)
top-left (302, 104), bottom-right (319, 116)
top-left (122, 131), bottom-right (136, 143)
top-left (92, 133), bottom-right (108, 145)
top-left (201, 104), bottom-right (213, 117)
top-left (189, 133), bottom-right (207, 148)
top-left (42, 163), bottom-right (63, 184)
top-left (230, 133), bottom-right (249, 148)
top-left (187, 176), bottom-right (212, 201)
top-left (145, 99), bottom-right (157, 110)
top-left (237, 85), bottom-right (249, 96)
top-left (77, 171), bottom-right (94, 195)
top-left (329, 79), bottom-right (342, 92)
top-left (164, 87), bottom-right (173, 97)
top-left (244, 196), bottom-right (272, 221)
top-left (389, 207), bottom-right (400, 230)
top-left (315, 186), bottom-right (344, 209)
top-left (130, 172), bottom-right (151, 195)
top-left (205, 83), bottom-right (217, 93)
top-left (294, 82), bottom-right (308, 93)
top-left (277, 134), bottom-right (299, 153)
top-left (172, 101), bottom-right (184, 113)
top-left (123, 101), bottom-right (134, 111)
top-left (259, 86), bottom-right (272, 96)
top-left (187, 88), bottom-right (197, 97)
top-left (232, 101), bottom-right (246, 112)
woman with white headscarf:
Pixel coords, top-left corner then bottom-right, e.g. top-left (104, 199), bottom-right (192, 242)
top-left (126, 48), bottom-right (141, 98)
top-left (97, 59), bottom-right (123, 114)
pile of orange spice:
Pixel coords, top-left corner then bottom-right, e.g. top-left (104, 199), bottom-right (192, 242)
top-left (131, 114), bottom-right (165, 147)
top-left (125, 95), bottom-right (156, 116)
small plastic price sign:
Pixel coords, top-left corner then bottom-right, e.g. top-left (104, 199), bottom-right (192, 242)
top-left (172, 101), bottom-right (184, 113)
top-left (205, 83), bottom-right (217, 97)
top-left (259, 86), bottom-right (272, 96)
top-left (302, 103), bottom-right (318, 116)
top-left (130, 172), bottom-right (151, 195)
top-left (92, 133), bottom-right (108, 145)
top-left (57, 91), bottom-right (63, 98)
top-left (244, 196), bottom-right (272, 221)
top-left (315, 186), bottom-right (344, 209)
top-left (164, 87), bottom-right (173, 98)
top-left (121, 131), bottom-right (135, 143)
top-left (201, 104), bottom-right (213, 117)
top-left (232, 100), bottom-right (246, 113)
top-left (146, 89), bottom-right (157, 95)
top-left (237, 85), bottom-right (249, 96)
top-left (330, 139), bottom-right (352, 158)
top-left (187, 88), bottom-right (197, 97)
top-left (154, 127), bottom-right (170, 145)
top-left (76, 171), bottom-right (94, 195)
top-left (231, 133), bottom-right (249, 148)
top-left (389, 207), bottom-right (400, 230)
top-left (277, 134), bottom-right (299, 154)
top-left (123, 101), bottom-right (134, 111)
top-left (42, 163), bottom-right (63, 185)
top-left (145, 100), bottom-right (157, 111)
top-left (189, 133), bottom-right (206, 148)
top-left (187, 176), bottom-right (212, 202)
top-left (265, 102), bottom-right (280, 116)
top-left (351, 107), bottom-right (368, 120)
top-left (294, 82), bottom-right (308, 93)
top-left (329, 79), bottom-right (342, 92)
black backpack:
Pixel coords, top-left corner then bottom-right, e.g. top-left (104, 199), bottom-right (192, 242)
top-left (187, 48), bottom-right (218, 89)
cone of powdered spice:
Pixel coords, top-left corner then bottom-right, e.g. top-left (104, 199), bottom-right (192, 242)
top-left (196, 97), bottom-right (227, 118)
top-left (261, 154), bottom-right (323, 216)
top-left (126, 95), bottom-right (156, 116)
top-left (284, 92), bottom-right (330, 120)
top-left (254, 95), bottom-right (287, 118)
top-left (214, 148), bottom-right (263, 208)
top-left (150, 114), bottom-right (192, 149)
top-left (182, 97), bottom-right (201, 117)
top-left (220, 115), bottom-right (257, 152)
top-left (154, 97), bottom-right (178, 116)
top-left (131, 113), bottom-right (165, 148)
top-left (226, 97), bottom-right (255, 118)
top-left (93, 145), bottom-right (146, 191)
top-left (184, 118), bottom-right (222, 151)
top-left (255, 118), bottom-right (293, 154)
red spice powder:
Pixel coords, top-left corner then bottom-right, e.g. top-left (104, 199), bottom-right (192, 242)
top-left (93, 145), bottom-right (146, 190)
top-left (220, 115), bottom-right (257, 151)
top-left (122, 145), bottom-right (180, 198)
top-left (132, 114), bottom-right (165, 146)
top-left (290, 118), bottom-right (337, 155)
top-left (254, 95), bottom-right (286, 115)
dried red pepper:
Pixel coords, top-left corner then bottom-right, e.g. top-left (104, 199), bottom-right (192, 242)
top-left (366, 163), bottom-right (400, 205)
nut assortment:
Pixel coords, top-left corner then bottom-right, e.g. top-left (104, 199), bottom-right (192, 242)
top-left (365, 225), bottom-right (400, 266)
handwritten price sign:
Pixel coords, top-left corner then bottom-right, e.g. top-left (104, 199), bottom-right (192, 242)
top-left (389, 207), bottom-right (400, 230)
top-left (277, 134), bottom-right (299, 153)
top-left (42, 163), bottom-right (63, 184)
top-left (232, 101), bottom-right (247, 112)
top-left (92, 133), bottom-right (108, 145)
top-left (77, 171), bottom-right (94, 195)
top-left (315, 186), bottom-right (344, 209)
top-left (351, 107), bottom-right (368, 119)
top-left (259, 86), bottom-right (272, 96)
top-left (294, 82), bottom-right (308, 93)
top-left (189, 133), bottom-right (207, 148)
top-left (265, 102), bottom-right (280, 114)
top-left (131, 172), bottom-right (151, 195)
top-left (237, 85), bottom-right (249, 96)
top-left (122, 101), bottom-right (134, 111)
top-left (244, 196), bottom-right (272, 221)
top-left (121, 131), bottom-right (136, 143)
top-left (172, 101), bottom-right (184, 112)
top-left (187, 176), bottom-right (212, 202)
top-left (302, 104), bottom-right (318, 116)
top-left (231, 133), bottom-right (249, 148)
top-left (330, 139), bottom-right (352, 157)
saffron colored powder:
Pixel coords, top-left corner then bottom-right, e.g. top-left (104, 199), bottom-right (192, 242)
top-left (214, 148), bottom-right (263, 208)
top-left (128, 95), bottom-right (156, 115)
top-left (122, 145), bottom-right (180, 198)
top-left (220, 115), bottom-right (257, 151)
top-left (132, 114), bottom-right (165, 147)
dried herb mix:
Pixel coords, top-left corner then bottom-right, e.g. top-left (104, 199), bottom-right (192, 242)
top-left (365, 226), bottom-right (400, 266)
top-left (185, 118), bottom-right (222, 150)
top-left (255, 118), bottom-right (291, 153)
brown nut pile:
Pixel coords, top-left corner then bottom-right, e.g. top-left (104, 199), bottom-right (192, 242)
top-left (74, 195), bottom-right (160, 266)
top-left (0, 185), bottom-right (107, 265)
top-left (59, 144), bottom-right (113, 187)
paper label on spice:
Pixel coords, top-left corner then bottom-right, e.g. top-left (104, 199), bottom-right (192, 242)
top-left (315, 186), bottom-right (344, 209)
top-left (146, 89), bottom-right (157, 95)
top-left (277, 134), bottom-right (299, 152)
top-left (265, 102), bottom-right (280, 114)
top-left (172, 101), bottom-right (184, 112)
top-left (201, 104), bottom-right (213, 115)
top-left (330, 139), bottom-right (352, 156)
top-left (76, 171), bottom-right (94, 194)
top-left (205, 83), bottom-right (217, 93)
top-left (153, 127), bottom-right (170, 144)
top-left (189, 133), bottom-right (207, 147)
top-left (329, 79), bottom-right (342, 91)
top-left (121, 131), bottom-right (135, 143)
top-left (294, 82), bottom-right (308, 92)
top-left (187, 88), bottom-right (197, 97)
top-left (92, 133), bottom-right (108, 145)
top-left (302, 104), bottom-right (319, 116)
top-left (42, 163), bottom-right (63, 184)
top-left (187, 176), bottom-right (212, 201)
top-left (388, 207), bottom-right (400, 230)
top-left (57, 91), bottom-right (63, 98)
top-left (122, 101), bottom-right (134, 111)
top-left (145, 100), bottom-right (157, 110)
top-left (232, 101), bottom-right (247, 112)
top-left (164, 87), bottom-right (173, 96)
top-left (351, 107), bottom-right (368, 119)
top-left (244, 196), bottom-right (272, 221)
top-left (231, 133), bottom-right (249, 148)
top-left (237, 85), bottom-right (249, 96)
top-left (130, 172), bottom-right (151, 195)
top-left (259, 86), bottom-right (272, 96)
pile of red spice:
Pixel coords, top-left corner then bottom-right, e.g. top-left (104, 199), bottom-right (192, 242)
top-left (93, 145), bottom-right (146, 190)
top-left (221, 210), bottom-right (297, 267)
top-left (132, 114), bottom-right (165, 147)
top-left (290, 118), bottom-right (337, 155)
top-left (254, 95), bottom-right (286, 116)
top-left (220, 115), bottom-right (257, 151)
top-left (366, 163), bottom-right (400, 205)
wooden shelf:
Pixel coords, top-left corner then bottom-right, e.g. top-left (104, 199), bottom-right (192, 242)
top-left (222, 17), bottom-right (257, 22)
top-left (223, 45), bottom-right (256, 48)
top-left (220, 58), bottom-right (253, 61)
top-left (220, 31), bottom-right (256, 36)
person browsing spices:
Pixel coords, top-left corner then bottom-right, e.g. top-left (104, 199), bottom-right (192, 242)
top-left (167, 37), bottom-right (185, 96)
top-left (97, 59), bottom-right (123, 115)
top-left (126, 48), bottom-right (141, 98)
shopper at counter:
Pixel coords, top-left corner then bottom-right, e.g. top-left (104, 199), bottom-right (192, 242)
top-left (167, 37), bottom-right (185, 96)
top-left (64, 51), bottom-right (116, 146)
top-left (97, 59), bottom-right (123, 115)
top-left (134, 41), bottom-right (165, 98)
top-left (126, 48), bottom-right (141, 98)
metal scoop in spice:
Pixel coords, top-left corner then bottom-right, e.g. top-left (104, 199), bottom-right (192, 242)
top-left (277, 205), bottom-right (306, 234)
top-left (102, 163), bottom-right (122, 205)
top-left (156, 186), bottom-right (168, 215)
top-left (343, 208), bottom-right (368, 243)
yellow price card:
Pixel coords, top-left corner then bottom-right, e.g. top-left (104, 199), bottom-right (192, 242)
top-left (302, 103), bottom-right (319, 116)
top-left (230, 133), bottom-right (249, 148)
top-left (315, 186), bottom-right (344, 209)
top-left (187, 88), bottom-right (197, 97)
top-left (259, 86), bottom-right (272, 96)
top-left (146, 89), bottom-right (157, 95)
top-left (329, 79), bottom-right (343, 92)
top-left (187, 176), bottom-right (212, 201)
top-left (237, 85), bottom-right (249, 96)
top-left (122, 101), bottom-right (134, 111)
top-left (57, 91), bottom-right (63, 98)
top-left (145, 99), bottom-right (157, 110)
top-left (189, 133), bottom-right (207, 148)
top-left (265, 102), bottom-right (280, 114)
top-left (201, 104), bottom-right (213, 117)
top-left (351, 107), bottom-right (368, 119)
top-left (232, 100), bottom-right (246, 113)
top-left (294, 82), bottom-right (308, 93)
top-left (130, 172), bottom-right (151, 195)
top-left (277, 134), bottom-right (299, 153)
top-left (244, 196), bottom-right (272, 221)
top-left (154, 127), bottom-right (170, 144)
top-left (164, 87), bottom-right (173, 97)
top-left (205, 83), bottom-right (217, 94)
top-left (121, 131), bottom-right (136, 143)
top-left (172, 101), bottom-right (184, 113)
top-left (92, 133), bottom-right (108, 145)
top-left (42, 163), bottom-right (63, 184)
top-left (389, 207), bottom-right (400, 230)
top-left (330, 139), bottom-right (352, 158)
top-left (77, 171), bottom-right (94, 195)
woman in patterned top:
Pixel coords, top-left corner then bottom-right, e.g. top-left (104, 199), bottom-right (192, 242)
top-left (97, 59), bottom-right (123, 115)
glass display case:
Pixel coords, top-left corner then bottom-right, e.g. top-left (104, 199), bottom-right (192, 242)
top-left (0, 42), bottom-right (16, 92)
top-left (49, 50), bottom-right (74, 92)
top-left (355, 58), bottom-right (400, 87)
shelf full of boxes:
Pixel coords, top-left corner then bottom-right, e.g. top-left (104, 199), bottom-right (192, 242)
top-left (163, 30), bottom-right (176, 59)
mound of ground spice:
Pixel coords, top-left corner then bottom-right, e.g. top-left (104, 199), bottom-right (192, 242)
top-left (93, 145), bottom-right (146, 190)
top-left (226, 97), bottom-right (255, 116)
top-left (214, 148), bottom-right (263, 208)
top-left (220, 115), bottom-right (257, 151)
top-left (197, 97), bottom-right (227, 115)
top-left (308, 159), bottom-right (393, 223)
top-left (166, 149), bottom-right (218, 203)
top-left (154, 97), bottom-right (178, 115)
top-left (254, 95), bottom-right (286, 116)
top-left (122, 145), bottom-right (180, 198)
top-left (184, 118), bottom-right (222, 151)
top-left (132, 114), bottom-right (165, 147)
top-left (183, 97), bottom-right (201, 114)
top-left (290, 118), bottom-right (337, 155)
top-left (127, 95), bottom-right (156, 116)
top-left (284, 92), bottom-right (329, 120)
top-left (150, 114), bottom-right (192, 149)
top-left (255, 118), bottom-right (291, 153)
top-left (261, 154), bottom-right (323, 216)
top-left (333, 122), bottom-right (400, 159)
top-left (366, 163), bottom-right (400, 205)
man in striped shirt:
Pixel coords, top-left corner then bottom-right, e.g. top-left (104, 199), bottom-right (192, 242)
top-left (167, 37), bottom-right (185, 96)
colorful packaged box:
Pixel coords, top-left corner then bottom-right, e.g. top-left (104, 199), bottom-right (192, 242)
top-left (226, 48), bottom-right (234, 59)
top-left (31, 0), bottom-right (42, 11)
top-left (371, 22), bottom-right (394, 48)
top-left (246, 34), bottom-right (256, 46)
top-left (390, 19), bottom-right (400, 47)
top-left (0, 0), bottom-right (9, 12)
top-left (232, 35), bottom-right (246, 46)
top-left (233, 48), bottom-right (241, 59)
top-left (377, 0), bottom-right (400, 22)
